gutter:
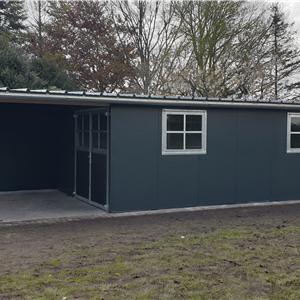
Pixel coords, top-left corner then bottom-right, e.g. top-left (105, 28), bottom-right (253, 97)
top-left (1, 92), bottom-right (300, 110)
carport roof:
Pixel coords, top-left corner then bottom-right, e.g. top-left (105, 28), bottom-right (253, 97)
top-left (0, 87), bottom-right (300, 110)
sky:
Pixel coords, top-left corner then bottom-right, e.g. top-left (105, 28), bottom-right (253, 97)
top-left (282, 1), bottom-right (300, 44)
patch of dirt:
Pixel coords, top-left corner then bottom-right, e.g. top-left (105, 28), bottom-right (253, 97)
top-left (0, 203), bottom-right (299, 299)
top-left (0, 203), bottom-right (299, 273)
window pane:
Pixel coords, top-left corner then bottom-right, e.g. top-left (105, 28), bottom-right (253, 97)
top-left (100, 132), bottom-right (107, 149)
top-left (167, 114), bottom-right (183, 131)
top-left (84, 132), bottom-right (90, 148)
top-left (77, 115), bottom-right (83, 131)
top-left (92, 114), bottom-right (99, 131)
top-left (186, 133), bottom-right (202, 149)
top-left (77, 132), bottom-right (83, 147)
top-left (100, 113), bottom-right (107, 131)
top-left (92, 132), bottom-right (99, 149)
top-left (291, 117), bottom-right (300, 132)
top-left (291, 134), bottom-right (300, 148)
top-left (83, 114), bottom-right (90, 131)
top-left (186, 115), bottom-right (202, 131)
top-left (167, 133), bottom-right (184, 149)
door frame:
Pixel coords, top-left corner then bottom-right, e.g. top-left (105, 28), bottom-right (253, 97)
top-left (73, 107), bottom-right (110, 211)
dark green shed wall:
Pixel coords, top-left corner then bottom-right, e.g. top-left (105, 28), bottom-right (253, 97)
top-left (0, 104), bottom-right (75, 194)
top-left (109, 105), bottom-right (300, 212)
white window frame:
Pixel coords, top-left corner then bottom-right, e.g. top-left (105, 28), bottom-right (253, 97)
top-left (162, 109), bottom-right (207, 155)
top-left (287, 112), bottom-right (300, 153)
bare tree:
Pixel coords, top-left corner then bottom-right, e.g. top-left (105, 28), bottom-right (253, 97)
top-left (26, 0), bottom-right (49, 57)
top-left (45, 0), bottom-right (135, 91)
top-left (172, 1), bottom-right (272, 98)
top-left (113, 0), bottom-right (183, 94)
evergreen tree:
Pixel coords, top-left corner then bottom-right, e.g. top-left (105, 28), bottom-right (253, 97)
top-left (0, 35), bottom-right (41, 88)
top-left (24, 0), bottom-right (77, 90)
top-left (0, 0), bottom-right (27, 41)
top-left (0, 34), bottom-right (75, 90)
top-left (270, 3), bottom-right (300, 100)
top-left (30, 54), bottom-right (77, 90)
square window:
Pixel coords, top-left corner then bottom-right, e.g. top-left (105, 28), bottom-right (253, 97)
top-left (162, 109), bottom-right (206, 155)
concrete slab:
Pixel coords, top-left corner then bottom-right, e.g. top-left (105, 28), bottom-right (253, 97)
top-left (0, 190), bottom-right (105, 223)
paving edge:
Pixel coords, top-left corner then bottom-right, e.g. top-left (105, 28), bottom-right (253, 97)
top-left (1, 199), bottom-right (300, 227)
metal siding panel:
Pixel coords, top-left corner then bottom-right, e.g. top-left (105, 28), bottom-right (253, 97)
top-left (109, 105), bottom-right (300, 212)
top-left (197, 109), bottom-right (237, 205)
top-left (157, 155), bottom-right (199, 208)
top-left (236, 110), bottom-right (273, 203)
top-left (109, 106), bottom-right (158, 212)
top-left (158, 109), bottom-right (237, 208)
top-left (271, 111), bottom-right (300, 200)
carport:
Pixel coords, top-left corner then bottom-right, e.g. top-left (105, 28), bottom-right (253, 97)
top-left (0, 89), bottom-right (110, 220)
top-left (2, 88), bottom-right (300, 215)
top-left (0, 103), bottom-right (77, 194)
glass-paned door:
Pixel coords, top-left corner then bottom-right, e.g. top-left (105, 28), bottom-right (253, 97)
top-left (75, 109), bottom-right (108, 208)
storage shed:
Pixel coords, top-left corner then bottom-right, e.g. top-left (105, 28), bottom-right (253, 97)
top-left (1, 87), bottom-right (300, 212)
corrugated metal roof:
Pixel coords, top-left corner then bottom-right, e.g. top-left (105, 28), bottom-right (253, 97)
top-left (0, 87), bottom-right (233, 101)
top-left (0, 87), bottom-right (300, 110)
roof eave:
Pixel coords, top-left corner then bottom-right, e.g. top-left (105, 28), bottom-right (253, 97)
top-left (0, 92), bottom-right (300, 110)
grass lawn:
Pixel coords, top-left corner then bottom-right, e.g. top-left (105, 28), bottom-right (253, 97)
top-left (0, 204), bottom-right (299, 299)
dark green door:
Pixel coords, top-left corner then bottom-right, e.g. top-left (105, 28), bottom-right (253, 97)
top-left (75, 110), bottom-right (108, 208)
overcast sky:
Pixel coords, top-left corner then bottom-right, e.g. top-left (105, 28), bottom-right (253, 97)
top-left (282, 1), bottom-right (300, 43)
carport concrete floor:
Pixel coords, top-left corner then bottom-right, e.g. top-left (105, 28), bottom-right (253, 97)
top-left (0, 190), bottom-right (105, 223)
